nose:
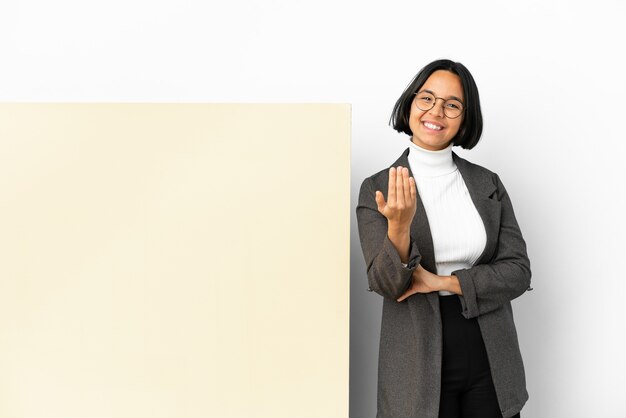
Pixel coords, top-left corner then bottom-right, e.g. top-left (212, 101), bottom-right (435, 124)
top-left (428, 98), bottom-right (445, 117)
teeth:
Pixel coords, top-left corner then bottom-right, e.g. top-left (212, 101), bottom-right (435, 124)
top-left (424, 122), bottom-right (443, 130)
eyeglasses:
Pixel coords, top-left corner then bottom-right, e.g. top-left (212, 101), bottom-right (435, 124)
top-left (413, 91), bottom-right (465, 119)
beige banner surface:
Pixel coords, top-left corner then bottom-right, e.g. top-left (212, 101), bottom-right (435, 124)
top-left (0, 104), bottom-right (350, 418)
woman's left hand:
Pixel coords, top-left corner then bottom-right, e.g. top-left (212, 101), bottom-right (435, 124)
top-left (396, 265), bottom-right (462, 302)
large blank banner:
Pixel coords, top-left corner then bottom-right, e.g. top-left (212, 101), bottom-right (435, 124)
top-left (0, 104), bottom-right (350, 418)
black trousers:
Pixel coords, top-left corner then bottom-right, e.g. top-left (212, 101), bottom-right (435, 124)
top-left (438, 295), bottom-right (520, 418)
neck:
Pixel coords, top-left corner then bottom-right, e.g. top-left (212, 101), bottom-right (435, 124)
top-left (407, 140), bottom-right (456, 177)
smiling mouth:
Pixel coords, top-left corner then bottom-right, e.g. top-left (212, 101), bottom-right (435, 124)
top-left (423, 121), bottom-right (444, 131)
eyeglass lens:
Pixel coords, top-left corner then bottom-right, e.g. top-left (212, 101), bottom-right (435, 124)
top-left (414, 92), bottom-right (464, 119)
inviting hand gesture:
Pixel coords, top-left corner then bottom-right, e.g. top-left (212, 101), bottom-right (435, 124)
top-left (374, 166), bottom-right (417, 264)
top-left (375, 166), bottom-right (417, 229)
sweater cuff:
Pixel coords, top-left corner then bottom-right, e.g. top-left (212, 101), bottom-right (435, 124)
top-left (451, 268), bottom-right (479, 319)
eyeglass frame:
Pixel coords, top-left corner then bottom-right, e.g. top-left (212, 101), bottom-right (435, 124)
top-left (413, 91), bottom-right (466, 119)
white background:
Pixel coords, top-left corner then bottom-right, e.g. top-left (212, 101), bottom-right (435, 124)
top-left (2, 1), bottom-right (625, 417)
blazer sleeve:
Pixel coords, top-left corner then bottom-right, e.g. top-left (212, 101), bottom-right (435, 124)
top-left (356, 176), bottom-right (422, 300)
top-left (452, 173), bottom-right (532, 319)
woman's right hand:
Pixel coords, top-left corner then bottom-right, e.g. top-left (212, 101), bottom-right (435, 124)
top-left (375, 166), bottom-right (417, 230)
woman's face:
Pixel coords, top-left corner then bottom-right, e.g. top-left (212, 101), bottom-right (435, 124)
top-left (409, 70), bottom-right (465, 151)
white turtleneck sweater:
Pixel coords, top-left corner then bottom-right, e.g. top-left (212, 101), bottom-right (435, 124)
top-left (406, 141), bottom-right (487, 296)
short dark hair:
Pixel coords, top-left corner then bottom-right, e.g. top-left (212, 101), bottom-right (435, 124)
top-left (389, 59), bottom-right (483, 150)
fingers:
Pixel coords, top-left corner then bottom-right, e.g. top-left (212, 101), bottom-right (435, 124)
top-left (397, 280), bottom-right (411, 302)
top-left (380, 166), bottom-right (416, 219)
top-left (397, 265), bottom-right (426, 302)
top-left (395, 167), bottom-right (405, 205)
top-left (389, 166), bottom-right (409, 206)
top-left (402, 167), bottom-right (410, 203)
top-left (409, 176), bottom-right (417, 203)
top-left (375, 190), bottom-right (386, 213)
top-left (394, 166), bottom-right (414, 206)
top-left (397, 273), bottom-right (417, 302)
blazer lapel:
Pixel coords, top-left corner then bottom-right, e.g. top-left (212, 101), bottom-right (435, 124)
top-left (391, 148), bottom-right (502, 313)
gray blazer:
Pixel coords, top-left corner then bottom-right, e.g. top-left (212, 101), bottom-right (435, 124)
top-left (356, 148), bottom-right (532, 418)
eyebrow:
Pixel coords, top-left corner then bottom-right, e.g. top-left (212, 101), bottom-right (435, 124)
top-left (419, 89), bottom-right (464, 103)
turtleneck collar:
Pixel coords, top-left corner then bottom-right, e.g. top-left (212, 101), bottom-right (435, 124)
top-left (407, 140), bottom-right (457, 177)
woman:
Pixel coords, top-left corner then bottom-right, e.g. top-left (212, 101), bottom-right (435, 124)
top-left (356, 59), bottom-right (532, 418)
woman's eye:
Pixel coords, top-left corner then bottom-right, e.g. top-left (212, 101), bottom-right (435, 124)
top-left (446, 102), bottom-right (461, 110)
top-left (419, 96), bottom-right (433, 102)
